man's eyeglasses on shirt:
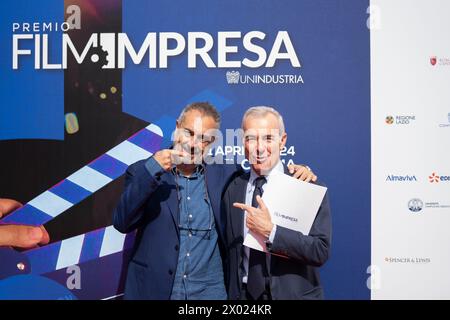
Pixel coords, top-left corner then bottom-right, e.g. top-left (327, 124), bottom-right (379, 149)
top-left (174, 170), bottom-right (214, 239)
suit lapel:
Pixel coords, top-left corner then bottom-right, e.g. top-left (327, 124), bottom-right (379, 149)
top-left (160, 171), bottom-right (179, 236)
top-left (230, 172), bottom-right (250, 240)
top-left (205, 165), bottom-right (225, 241)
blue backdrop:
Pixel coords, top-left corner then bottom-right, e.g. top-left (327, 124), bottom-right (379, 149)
top-left (0, 0), bottom-right (370, 299)
top-left (123, 0), bottom-right (371, 299)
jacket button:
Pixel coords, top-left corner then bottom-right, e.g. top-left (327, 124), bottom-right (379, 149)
top-left (168, 269), bottom-right (173, 275)
top-left (174, 245), bottom-right (179, 251)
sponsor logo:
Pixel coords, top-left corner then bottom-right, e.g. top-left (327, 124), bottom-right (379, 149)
top-left (408, 198), bottom-right (450, 211)
top-left (408, 198), bottom-right (423, 212)
top-left (385, 116), bottom-right (394, 124)
top-left (385, 115), bottom-right (416, 125)
top-left (430, 55), bottom-right (450, 67)
top-left (429, 172), bottom-right (439, 183)
top-left (430, 56), bottom-right (437, 66)
top-left (439, 112), bottom-right (450, 128)
top-left (386, 174), bottom-right (417, 182)
top-left (423, 201), bottom-right (450, 209)
top-left (226, 71), bottom-right (240, 84)
top-left (385, 257), bottom-right (431, 264)
top-left (226, 70), bottom-right (304, 85)
top-left (429, 172), bottom-right (450, 183)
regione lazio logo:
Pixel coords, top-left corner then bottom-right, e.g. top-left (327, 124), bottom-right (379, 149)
top-left (385, 115), bottom-right (415, 125)
top-left (226, 71), bottom-right (240, 84)
top-left (385, 116), bottom-right (394, 124)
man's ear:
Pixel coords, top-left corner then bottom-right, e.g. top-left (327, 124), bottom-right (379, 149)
top-left (280, 132), bottom-right (287, 149)
top-left (173, 120), bottom-right (183, 145)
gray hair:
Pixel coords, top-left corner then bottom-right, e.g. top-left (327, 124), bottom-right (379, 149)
top-left (177, 102), bottom-right (221, 128)
top-left (241, 106), bottom-right (285, 135)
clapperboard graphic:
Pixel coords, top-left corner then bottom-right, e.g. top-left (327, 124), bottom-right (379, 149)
top-left (0, 89), bottom-right (233, 299)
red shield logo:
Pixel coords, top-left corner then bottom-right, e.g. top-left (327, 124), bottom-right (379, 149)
top-left (430, 56), bottom-right (437, 66)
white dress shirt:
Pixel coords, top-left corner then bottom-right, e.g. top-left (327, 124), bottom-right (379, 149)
top-left (242, 160), bottom-right (284, 284)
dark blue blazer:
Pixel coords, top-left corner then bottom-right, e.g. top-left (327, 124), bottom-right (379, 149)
top-left (222, 166), bottom-right (332, 300)
top-left (113, 158), bottom-right (235, 300)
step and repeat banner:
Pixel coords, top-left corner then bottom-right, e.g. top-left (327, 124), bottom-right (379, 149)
top-left (2, 0), bottom-right (445, 300)
top-left (371, 0), bottom-right (450, 299)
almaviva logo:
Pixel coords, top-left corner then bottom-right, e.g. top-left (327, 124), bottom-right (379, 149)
top-left (385, 174), bottom-right (418, 182)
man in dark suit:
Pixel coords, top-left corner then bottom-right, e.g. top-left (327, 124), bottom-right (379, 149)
top-left (113, 102), bottom-right (231, 299)
top-left (113, 102), bottom-right (316, 300)
top-left (223, 106), bottom-right (331, 300)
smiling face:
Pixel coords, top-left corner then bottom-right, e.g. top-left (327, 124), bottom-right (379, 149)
top-left (174, 109), bottom-right (217, 165)
top-left (243, 112), bottom-right (287, 175)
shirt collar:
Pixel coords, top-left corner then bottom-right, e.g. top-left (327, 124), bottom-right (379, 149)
top-left (171, 163), bottom-right (206, 177)
top-left (249, 160), bottom-right (284, 186)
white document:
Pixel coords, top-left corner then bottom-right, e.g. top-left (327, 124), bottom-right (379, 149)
top-left (243, 172), bottom-right (327, 252)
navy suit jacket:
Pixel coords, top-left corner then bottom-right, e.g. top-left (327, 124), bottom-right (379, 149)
top-left (222, 166), bottom-right (332, 300)
top-left (113, 158), bottom-right (235, 300)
